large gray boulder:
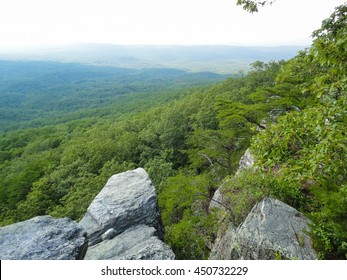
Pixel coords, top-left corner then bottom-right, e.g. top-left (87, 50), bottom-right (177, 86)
top-left (0, 215), bottom-right (87, 260)
top-left (79, 168), bottom-right (174, 259)
top-left (85, 225), bottom-right (175, 260)
top-left (79, 168), bottom-right (164, 246)
top-left (210, 197), bottom-right (317, 260)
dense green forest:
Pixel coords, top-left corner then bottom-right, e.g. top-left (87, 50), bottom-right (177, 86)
top-left (1, 4), bottom-right (346, 260)
top-left (0, 61), bottom-right (226, 131)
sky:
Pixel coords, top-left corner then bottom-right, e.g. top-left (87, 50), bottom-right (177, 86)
top-left (0, 0), bottom-right (345, 49)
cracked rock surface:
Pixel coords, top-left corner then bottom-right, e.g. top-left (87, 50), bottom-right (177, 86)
top-left (210, 197), bottom-right (317, 260)
top-left (79, 168), bottom-right (174, 259)
top-left (79, 168), bottom-right (164, 246)
top-left (0, 215), bottom-right (87, 260)
top-left (85, 224), bottom-right (175, 260)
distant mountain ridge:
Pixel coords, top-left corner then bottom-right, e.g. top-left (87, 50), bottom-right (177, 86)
top-left (0, 60), bottom-right (226, 132)
top-left (0, 44), bottom-right (305, 74)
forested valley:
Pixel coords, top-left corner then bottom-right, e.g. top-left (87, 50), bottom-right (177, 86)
top-left (1, 4), bottom-right (346, 260)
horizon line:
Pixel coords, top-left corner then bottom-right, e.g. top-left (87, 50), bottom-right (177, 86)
top-left (0, 42), bottom-right (309, 52)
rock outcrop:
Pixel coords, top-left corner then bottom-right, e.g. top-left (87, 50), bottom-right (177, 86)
top-left (209, 148), bottom-right (317, 260)
top-left (208, 187), bottom-right (227, 211)
top-left (0, 168), bottom-right (174, 260)
top-left (209, 223), bottom-right (236, 259)
top-left (235, 148), bottom-right (254, 175)
top-left (80, 168), bottom-right (174, 260)
top-left (79, 168), bottom-right (164, 246)
top-left (0, 215), bottom-right (87, 260)
top-left (85, 224), bottom-right (175, 260)
top-left (210, 197), bottom-right (317, 260)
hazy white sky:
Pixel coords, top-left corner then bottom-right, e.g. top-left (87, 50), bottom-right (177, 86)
top-left (0, 0), bottom-right (345, 48)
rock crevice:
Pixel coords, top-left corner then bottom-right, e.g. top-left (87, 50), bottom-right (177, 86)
top-left (79, 168), bottom-right (164, 246)
top-left (79, 168), bottom-right (173, 259)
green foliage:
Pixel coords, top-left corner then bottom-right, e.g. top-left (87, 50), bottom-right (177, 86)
top-left (187, 128), bottom-right (247, 178)
top-left (0, 61), bottom-right (225, 132)
top-left (0, 47), bottom-right (286, 259)
top-left (144, 156), bottom-right (176, 187)
top-left (159, 172), bottom-right (211, 225)
top-left (250, 96), bottom-right (347, 258)
top-left (215, 61), bottom-right (285, 129)
top-left (309, 184), bottom-right (347, 259)
top-left (158, 172), bottom-right (219, 259)
top-left (217, 4), bottom-right (347, 259)
top-left (2, 4), bottom-right (347, 259)
top-left (310, 4), bottom-right (347, 101)
top-left (220, 169), bottom-right (273, 224)
top-left (237, 0), bottom-right (276, 13)
top-left (165, 213), bottom-right (219, 259)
